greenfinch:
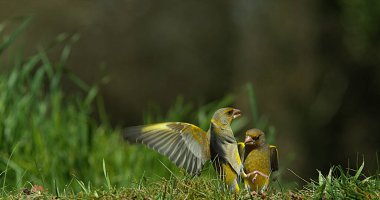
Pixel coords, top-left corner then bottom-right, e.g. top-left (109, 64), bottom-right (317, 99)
top-left (123, 107), bottom-right (245, 192)
top-left (238, 129), bottom-right (278, 193)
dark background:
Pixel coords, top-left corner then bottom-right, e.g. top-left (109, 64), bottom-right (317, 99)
top-left (1, 0), bottom-right (379, 181)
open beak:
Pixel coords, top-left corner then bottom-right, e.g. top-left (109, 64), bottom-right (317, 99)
top-left (244, 136), bottom-right (254, 145)
top-left (232, 109), bottom-right (241, 119)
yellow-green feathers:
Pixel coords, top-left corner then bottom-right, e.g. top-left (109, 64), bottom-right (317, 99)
top-left (209, 108), bottom-right (244, 192)
top-left (124, 107), bottom-right (244, 192)
top-left (240, 129), bottom-right (279, 192)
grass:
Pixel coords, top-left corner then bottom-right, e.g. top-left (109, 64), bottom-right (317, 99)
top-left (1, 17), bottom-right (212, 193)
top-left (0, 18), bottom-right (379, 199)
top-left (293, 162), bottom-right (380, 199)
top-left (4, 164), bottom-right (379, 199)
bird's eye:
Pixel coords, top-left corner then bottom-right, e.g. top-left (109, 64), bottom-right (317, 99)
top-left (227, 110), bottom-right (233, 115)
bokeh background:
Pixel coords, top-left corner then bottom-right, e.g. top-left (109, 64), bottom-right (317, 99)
top-left (1, 0), bottom-right (379, 183)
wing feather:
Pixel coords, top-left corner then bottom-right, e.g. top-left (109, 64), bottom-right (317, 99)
top-left (124, 122), bottom-right (210, 175)
top-left (177, 146), bottom-right (187, 168)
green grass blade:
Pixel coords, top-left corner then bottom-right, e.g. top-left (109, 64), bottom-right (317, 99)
top-left (0, 17), bottom-right (32, 54)
top-left (103, 159), bottom-right (112, 190)
top-left (354, 161), bottom-right (365, 180)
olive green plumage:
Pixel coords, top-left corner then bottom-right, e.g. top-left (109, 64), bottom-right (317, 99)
top-left (238, 129), bottom-right (279, 193)
top-left (210, 108), bottom-right (244, 192)
top-left (123, 107), bottom-right (244, 192)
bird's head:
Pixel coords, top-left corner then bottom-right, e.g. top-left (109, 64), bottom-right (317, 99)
top-left (211, 107), bottom-right (241, 128)
top-left (244, 129), bottom-right (266, 148)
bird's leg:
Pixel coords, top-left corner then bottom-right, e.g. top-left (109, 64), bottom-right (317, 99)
top-left (246, 170), bottom-right (269, 179)
top-left (245, 170), bottom-right (269, 184)
top-left (241, 171), bottom-right (248, 179)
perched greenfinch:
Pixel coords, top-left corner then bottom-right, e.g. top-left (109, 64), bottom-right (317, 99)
top-left (238, 129), bottom-right (278, 193)
top-left (123, 107), bottom-right (245, 192)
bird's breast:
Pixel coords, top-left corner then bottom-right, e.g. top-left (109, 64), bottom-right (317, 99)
top-left (244, 147), bottom-right (270, 173)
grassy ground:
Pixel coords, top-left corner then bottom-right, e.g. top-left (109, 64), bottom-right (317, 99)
top-left (4, 165), bottom-right (380, 199)
top-left (0, 18), bottom-right (379, 199)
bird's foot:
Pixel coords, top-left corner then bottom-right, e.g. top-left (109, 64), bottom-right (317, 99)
top-left (251, 173), bottom-right (258, 184)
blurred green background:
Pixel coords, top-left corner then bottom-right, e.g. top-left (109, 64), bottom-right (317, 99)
top-left (1, 0), bottom-right (379, 191)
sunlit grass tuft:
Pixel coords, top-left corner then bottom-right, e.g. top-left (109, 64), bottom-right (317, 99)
top-left (295, 162), bottom-right (380, 199)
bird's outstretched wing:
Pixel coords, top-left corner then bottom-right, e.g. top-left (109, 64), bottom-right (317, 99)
top-left (124, 122), bottom-right (210, 175)
top-left (269, 145), bottom-right (279, 172)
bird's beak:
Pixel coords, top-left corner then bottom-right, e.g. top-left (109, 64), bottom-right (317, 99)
top-left (244, 136), bottom-right (254, 145)
top-left (232, 109), bottom-right (241, 119)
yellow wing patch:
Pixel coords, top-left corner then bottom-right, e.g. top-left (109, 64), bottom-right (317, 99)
top-left (237, 142), bottom-right (245, 163)
top-left (235, 149), bottom-right (242, 165)
top-left (141, 123), bottom-right (170, 132)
